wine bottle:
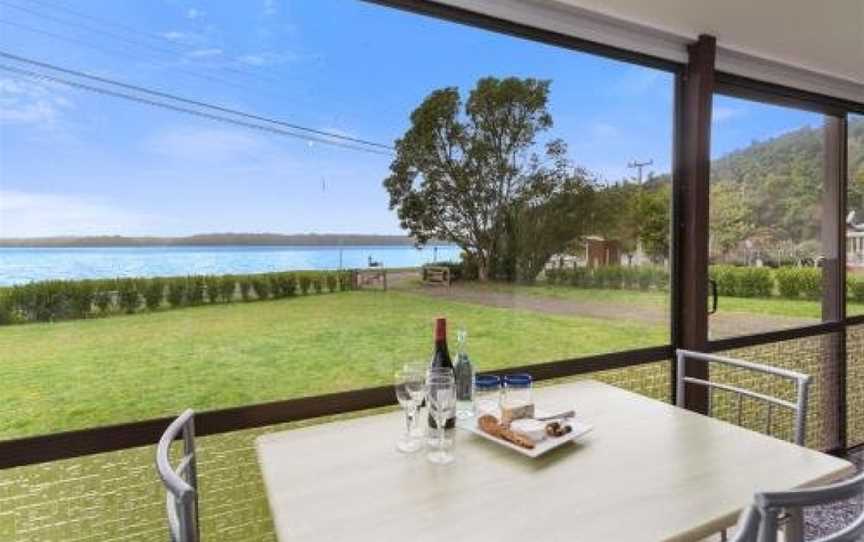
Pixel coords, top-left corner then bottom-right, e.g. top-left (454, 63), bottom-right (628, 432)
top-left (428, 317), bottom-right (455, 429)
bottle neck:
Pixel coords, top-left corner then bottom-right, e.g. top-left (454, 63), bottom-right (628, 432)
top-left (434, 318), bottom-right (447, 344)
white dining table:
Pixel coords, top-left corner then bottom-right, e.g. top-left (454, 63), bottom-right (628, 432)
top-left (256, 380), bottom-right (854, 542)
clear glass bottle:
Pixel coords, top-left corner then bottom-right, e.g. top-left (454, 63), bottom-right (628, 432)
top-left (453, 327), bottom-right (475, 419)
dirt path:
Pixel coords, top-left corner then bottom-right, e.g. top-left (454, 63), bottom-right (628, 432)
top-left (387, 272), bottom-right (815, 338)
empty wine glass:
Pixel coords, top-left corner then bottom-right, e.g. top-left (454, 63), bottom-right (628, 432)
top-left (426, 372), bottom-right (456, 465)
top-left (394, 364), bottom-right (425, 453)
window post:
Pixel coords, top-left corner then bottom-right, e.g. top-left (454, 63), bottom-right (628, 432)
top-left (674, 34), bottom-right (715, 413)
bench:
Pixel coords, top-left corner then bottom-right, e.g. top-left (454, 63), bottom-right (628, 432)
top-left (423, 266), bottom-right (451, 286)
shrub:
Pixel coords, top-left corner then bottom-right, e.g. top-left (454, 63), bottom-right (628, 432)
top-left (775, 267), bottom-right (803, 299)
top-left (167, 279), bottom-right (186, 308)
top-left (10, 281), bottom-right (68, 322)
top-left (70, 281), bottom-right (95, 318)
top-left (239, 279), bottom-right (252, 301)
top-left (205, 276), bottom-right (221, 304)
top-left (637, 268), bottom-right (654, 291)
top-left (544, 268), bottom-right (560, 285)
top-left (339, 271), bottom-right (353, 291)
top-left (312, 275), bottom-right (323, 294)
top-left (117, 279), bottom-right (140, 314)
top-left (271, 273), bottom-right (296, 298)
top-left (737, 267), bottom-right (773, 298)
top-left (252, 277), bottom-right (271, 300)
top-left (458, 252), bottom-right (479, 281)
top-left (187, 276), bottom-right (205, 305)
top-left (0, 292), bottom-right (13, 325)
top-left (620, 267), bottom-right (639, 289)
top-left (299, 275), bottom-right (311, 295)
top-left (143, 278), bottom-right (164, 311)
top-left (850, 275), bottom-right (864, 303)
top-left (710, 265), bottom-right (738, 297)
top-left (607, 266), bottom-right (624, 289)
top-left (94, 288), bottom-right (113, 314)
top-left (285, 274), bottom-right (297, 296)
top-left (567, 267), bottom-right (590, 288)
top-left (219, 275), bottom-right (236, 303)
top-left (799, 267), bottom-right (822, 299)
top-left (325, 273), bottom-right (337, 293)
top-left (654, 268), bottom-right (670, 291)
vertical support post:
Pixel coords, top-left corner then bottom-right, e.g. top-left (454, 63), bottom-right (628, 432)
top-left (823, 115), bottom-right (848, 450)
top-left (675, 35), bottom-right (716, 414)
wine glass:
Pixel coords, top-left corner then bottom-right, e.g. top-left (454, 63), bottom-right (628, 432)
top-left (426, 372), bottom-right (456, 465)
top-left (394, 364), bottom-right (425, 453)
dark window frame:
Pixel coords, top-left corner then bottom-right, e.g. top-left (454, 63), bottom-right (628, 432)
top-left (1, 0), bottom-right (863, 469)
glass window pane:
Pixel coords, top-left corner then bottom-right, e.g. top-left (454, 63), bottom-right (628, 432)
top-left (847, 114), bottom-right (864, 315)
top-left (0, 0), bottom-right (673, 439)
top-left (708, 95), bottom-right (827, 340)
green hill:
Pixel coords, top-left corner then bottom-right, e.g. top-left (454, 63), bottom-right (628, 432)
top-left (706, 116), bottom-right (863, 260)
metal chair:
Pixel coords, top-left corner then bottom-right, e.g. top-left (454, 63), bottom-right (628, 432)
top-left (675, 349), bottom-right (812, 446)
top-left (754, 469), bottom-right (864, 542)
top-left (729, 506), bottom-right (762, 542)
top-left (156, 409), bottom-right (200, 542)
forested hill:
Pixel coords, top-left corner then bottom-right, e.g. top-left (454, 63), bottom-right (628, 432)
top-left (711, 117), bottom-right (864, 205)
top-left (705, 117), bottom-right (863, 251)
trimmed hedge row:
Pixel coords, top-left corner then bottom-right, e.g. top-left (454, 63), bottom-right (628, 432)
top-left (0, 270), bottom-right (356, 325)
top-left (708, 265), bottom-right (774, 298)
top-left (544, 263), bottom-right (846, 302)
top-left (545, 265), bottom-right (669, 291)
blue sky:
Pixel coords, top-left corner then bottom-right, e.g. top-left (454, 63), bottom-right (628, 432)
top-left (0, 0), bottom-right (824, 237)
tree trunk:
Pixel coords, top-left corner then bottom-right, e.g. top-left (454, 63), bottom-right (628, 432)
top-left (477, 261), bottom-right (489, 281)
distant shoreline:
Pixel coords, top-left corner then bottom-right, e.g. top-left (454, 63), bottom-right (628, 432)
top-left (0, 233), bottom-right (451, 248)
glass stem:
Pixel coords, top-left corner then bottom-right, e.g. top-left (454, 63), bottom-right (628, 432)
top-left (437, 419), bottom-right (444, 451)
top-left (405, 408), bottom-right (413, 437)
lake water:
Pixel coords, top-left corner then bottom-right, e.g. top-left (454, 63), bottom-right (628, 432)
top-left (0, 245), bottom-right (461, 286)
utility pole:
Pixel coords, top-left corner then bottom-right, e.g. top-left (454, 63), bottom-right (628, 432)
top-left (627, 159), bottom-right (653, 184)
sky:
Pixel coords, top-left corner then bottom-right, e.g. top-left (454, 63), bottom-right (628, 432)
top-left (0, 0), bottom-right (826, 238)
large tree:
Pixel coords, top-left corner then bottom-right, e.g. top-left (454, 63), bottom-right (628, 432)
top-left (384, 77), bottom-right (585, 281)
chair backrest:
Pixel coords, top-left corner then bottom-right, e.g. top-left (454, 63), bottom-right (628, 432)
top-left (675, 349), bottom-right (811, 445)
top-left (754, 469), bottom-right (864, 542)
top-left (730, 505), bottom-right (762, 542)
top-left (156, 409), bottom-right (199, 542)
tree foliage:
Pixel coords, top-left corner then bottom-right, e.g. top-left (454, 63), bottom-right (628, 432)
top-left (384, 77), bottom-right (593, 281)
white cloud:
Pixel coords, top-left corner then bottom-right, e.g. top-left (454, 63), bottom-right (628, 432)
top-left (186, 48), bottom-right (223, 58)
top-left (161, 31), bottom-right (186, 41)
top-left (237, 51), bottom-right (296, 66)
top-left (713, 105), bottom-right (743, 124)
top-left (0, 190), bottom-right (152, 238)
top-left (0, 78), bottom-right (71, 127)
top-left (186, 8), bottom-right (204, 19)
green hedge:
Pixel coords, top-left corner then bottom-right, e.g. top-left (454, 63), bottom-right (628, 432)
top-left (709, 266), bottom-right (773, 298)
top-left (545, 265), bottom-right (668, 291)
top-left (545, 263), bottom-right (828, 300)
top-left (0, 269), bottom-right (358, 326)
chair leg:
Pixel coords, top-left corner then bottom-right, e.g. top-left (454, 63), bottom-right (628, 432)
top-left (783, 509), bottom-right (804, 542)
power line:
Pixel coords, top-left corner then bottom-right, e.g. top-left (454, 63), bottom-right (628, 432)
top-left (0, 50), bottom-right (394, 151)
top-left (0, 18), bottom-right (265, 93)
top-left (0, 0), bottom-right (283, 86)
top-left (29, 0), bottom-right (264, 68)
top-left (0, 63), bottom-right (394, 157)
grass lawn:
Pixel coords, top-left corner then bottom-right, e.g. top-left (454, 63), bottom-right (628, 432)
top-left (0, 289), bottom-right (666, 439)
